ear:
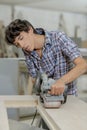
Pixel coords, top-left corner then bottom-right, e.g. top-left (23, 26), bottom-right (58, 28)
top-left (28, 27), bottom-right (33, 34)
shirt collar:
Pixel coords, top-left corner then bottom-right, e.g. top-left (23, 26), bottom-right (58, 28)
top-left (36, 28), bottom-right (52, 46)
top-left (44, 30), bottom-right (52, 46)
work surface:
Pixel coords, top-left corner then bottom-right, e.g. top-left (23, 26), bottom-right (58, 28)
top-left (37, 95), bottom-right (87, 130)
top-left (0, 95), bottom-right (87, 130)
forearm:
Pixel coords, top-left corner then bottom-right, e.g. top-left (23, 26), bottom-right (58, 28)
top-left (59, 58), bottom-right (87, 85)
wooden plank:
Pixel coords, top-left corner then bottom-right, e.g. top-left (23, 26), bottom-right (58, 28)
top-left (27, 76), bottom-right (34, 95)
top-left (1, 95), bottom-right (87, 130)
top-left (0, 101), bottom-right (9, 130)
top-left (37, 96), bottom-right (87, 130)
top-left (0, 95), bottom-right (38, 108)
top-left (37, 102), bottom-right (59, 130)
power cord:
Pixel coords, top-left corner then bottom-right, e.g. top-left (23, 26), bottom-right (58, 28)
top-left (31, 108), bottom-right (37, 126)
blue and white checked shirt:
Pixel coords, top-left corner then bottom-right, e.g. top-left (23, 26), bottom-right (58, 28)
top-left (23, 28), bottom-right (81, 95)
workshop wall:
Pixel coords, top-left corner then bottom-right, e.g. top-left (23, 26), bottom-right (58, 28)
top-left (0, 5), bottom-right (87, 41)
top-left (0, 5), bottom-right (12, 26)
top-left (14, 6), bottom-right (87, 41)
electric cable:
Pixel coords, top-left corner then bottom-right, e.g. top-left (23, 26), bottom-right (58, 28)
top-left (31, 108), bottom-right (37, 125)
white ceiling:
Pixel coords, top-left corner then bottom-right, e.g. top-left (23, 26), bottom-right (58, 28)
top-left (0, 0), bottom-right (87, 14)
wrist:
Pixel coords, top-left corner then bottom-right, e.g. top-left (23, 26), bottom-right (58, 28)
top-left (59, 78), bottom-right (68, 90)
top-left (59, 78), bottom-right (66, 85)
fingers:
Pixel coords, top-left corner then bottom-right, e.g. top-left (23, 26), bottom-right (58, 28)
top-left (48, 85), bottom-right (64, 95)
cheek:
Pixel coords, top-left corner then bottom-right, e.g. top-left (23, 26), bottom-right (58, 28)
top-left (25, 36), bottom-right (34, 46)
top-left (29, 37), bottom-right (34, 45)
top-left (24, 37), bottom-right (30, 44)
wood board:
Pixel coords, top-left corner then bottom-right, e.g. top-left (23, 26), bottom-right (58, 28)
top-left (37, 95), bottom-right (87, 130)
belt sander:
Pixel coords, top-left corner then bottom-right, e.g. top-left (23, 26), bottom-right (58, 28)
top-left (34, 72), bottom-right (67, 108)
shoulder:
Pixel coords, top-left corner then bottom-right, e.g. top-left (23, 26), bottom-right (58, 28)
top-left (44, 30), bottom-right (64, 53)
top-left (45, 30), bottom-right (65, 37)
top-left (45, 30), bottom-right (66, 45)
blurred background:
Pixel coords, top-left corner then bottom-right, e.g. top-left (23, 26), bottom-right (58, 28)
top-left (0, 0), bottom-right (87, 58)
top-left (0, 0), bottom-right (87, 125)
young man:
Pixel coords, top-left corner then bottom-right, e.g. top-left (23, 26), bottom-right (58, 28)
top-left (5, 19), bottom-right (87, 96)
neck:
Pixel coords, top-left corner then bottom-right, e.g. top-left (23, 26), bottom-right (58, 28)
top-left (34, 34), bottom-right (45, 50)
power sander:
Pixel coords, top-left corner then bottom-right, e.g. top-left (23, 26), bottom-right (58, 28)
top-left (34, 72), bottom-right (67, 108)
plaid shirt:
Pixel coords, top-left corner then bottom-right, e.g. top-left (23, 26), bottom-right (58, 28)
top-left (23, 28), bottom-right (81, 95)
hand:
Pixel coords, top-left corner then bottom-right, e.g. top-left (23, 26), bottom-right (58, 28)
top-left (48, 79), bottom-right (65, 95)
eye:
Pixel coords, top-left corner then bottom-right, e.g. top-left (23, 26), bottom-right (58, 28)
top-left (19, 35), bottom-right (23, 40)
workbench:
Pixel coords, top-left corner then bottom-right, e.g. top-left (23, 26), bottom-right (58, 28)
top-left (38, 95), bottom-right (87, 130)
top-left (0, 95), bottom-right (87, 130)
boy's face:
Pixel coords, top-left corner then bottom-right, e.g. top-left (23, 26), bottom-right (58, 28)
top-left (14, 28), bottom-right (35, 52)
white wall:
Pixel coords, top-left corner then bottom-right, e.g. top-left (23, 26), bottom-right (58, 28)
top-left (14, 6), bottom-right (58, 30)
top-left (0, 5), bottom-right (87, 41)
top-left (62, 12), bottom-right (87, 40)
top-left (14, 6), bottom-right (87, 41)
top-left (0, 5), bottom-right (12, 26)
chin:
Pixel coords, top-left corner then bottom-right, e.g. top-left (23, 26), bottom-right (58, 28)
top-left (26, 48), bottom-right (32, 52)
top-left (29, 49), bottom-right (33, 52)
top-left (30, 48), bottom-right (34, 51)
